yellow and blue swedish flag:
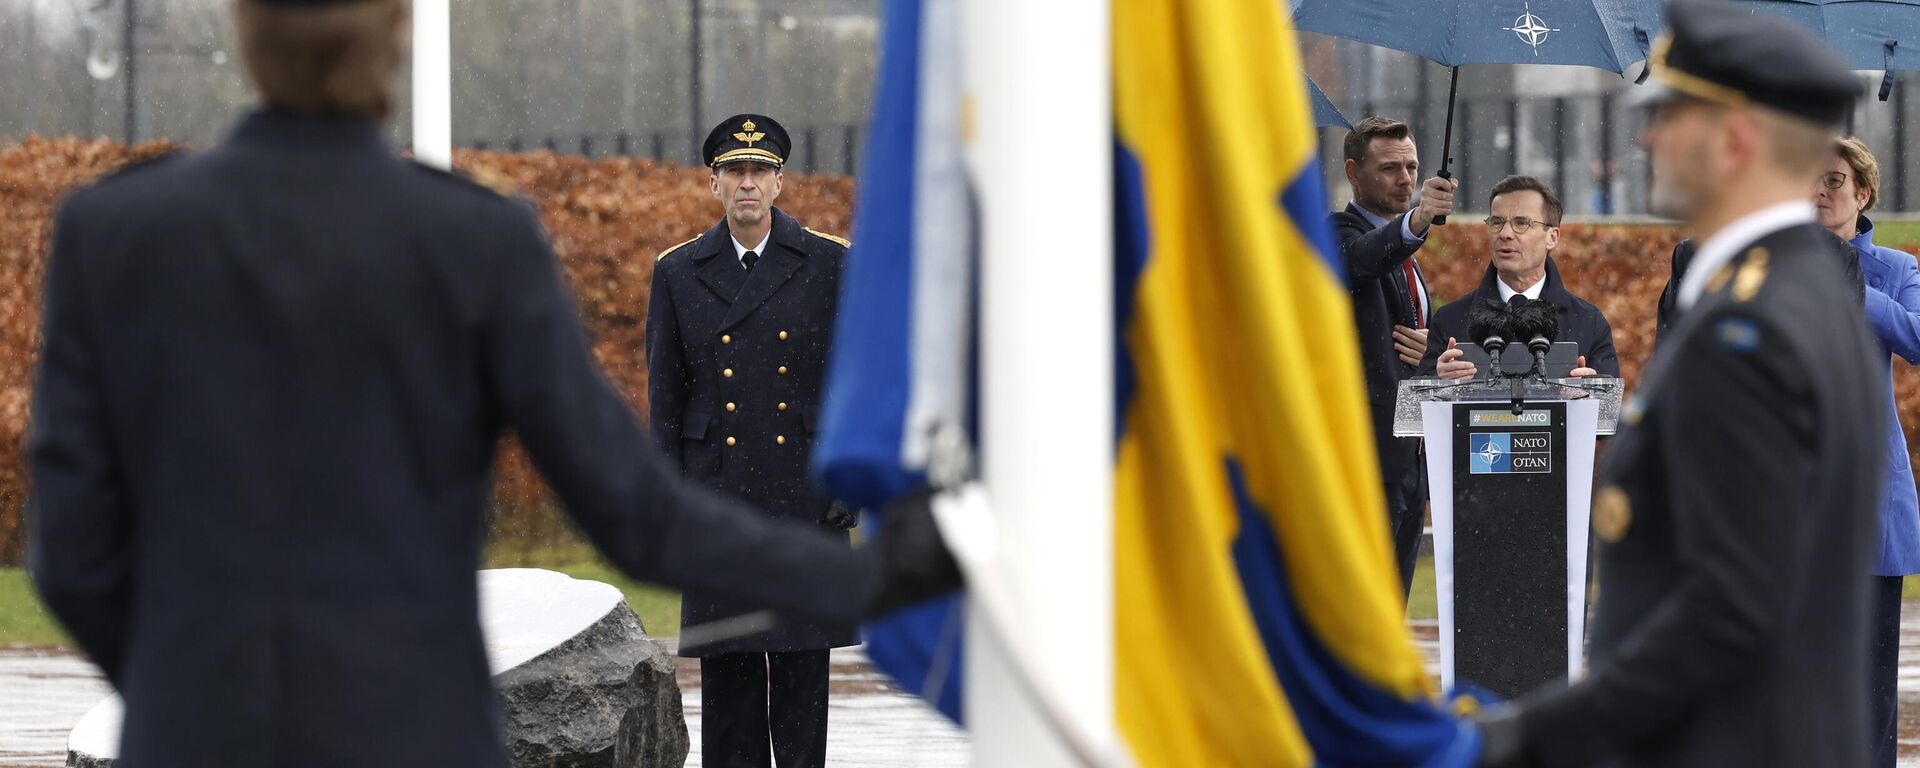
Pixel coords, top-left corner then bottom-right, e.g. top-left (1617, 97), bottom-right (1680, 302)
top-left (1112, 1), bottom-right (1478, 764)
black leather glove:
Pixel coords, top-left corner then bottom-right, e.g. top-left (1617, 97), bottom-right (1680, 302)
top-left (824, 500), bottom-right (858, 531)
top-left (865, 488), bottom-right (964, 618)
top-left (1474, 708), bottom-right (1537, 768)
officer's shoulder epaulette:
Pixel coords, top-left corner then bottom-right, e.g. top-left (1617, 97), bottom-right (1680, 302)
top-left (656, 235), bottom-right (701, 262)
top-left (804, 227), bottom-right (852, 249)
top-left (407, 160), bottom-right (519, 198)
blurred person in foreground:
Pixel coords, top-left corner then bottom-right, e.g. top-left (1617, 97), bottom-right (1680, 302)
top-left (1815, 135), bottom-right (1920, 768)
top-left (1418, 175), bottom-right (1618, 381)
top-left (1474, 1), bottom-right (1884, 765)
top-left (24, 0), bottom-right (957, 765)
top-left (1329, 115), bottom-right (1454, 599)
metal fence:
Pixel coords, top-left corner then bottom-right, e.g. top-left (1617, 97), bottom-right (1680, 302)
top-left (1320, 75), bottom-right (1920, 217)
top-left (460, 124), bottom-right (864, 176)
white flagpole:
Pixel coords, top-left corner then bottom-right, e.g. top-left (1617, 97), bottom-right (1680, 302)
top-left (412, 0), bottom-right (453, 170)
top-left (963, 0), bottom-right (1116, 763)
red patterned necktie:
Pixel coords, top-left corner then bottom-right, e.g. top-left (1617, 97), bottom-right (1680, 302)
top-left (1402, 259), bottom-right (1425, 329)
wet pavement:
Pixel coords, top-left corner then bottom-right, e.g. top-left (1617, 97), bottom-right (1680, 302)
top-left (12, 613), bottom-right (1920, 767)
top-left (0, 641), bottom-right (968, 768)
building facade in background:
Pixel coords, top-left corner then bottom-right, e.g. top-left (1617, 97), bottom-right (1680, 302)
top-left (0, 0), bottom-right (877, 173)
top-left (5, 3), bottom-right (1914, 211)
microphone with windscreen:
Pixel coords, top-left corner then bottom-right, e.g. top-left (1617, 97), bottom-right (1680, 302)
top-left (1508, 298), bottom-right (1561, 380)
top-left (1467, 297), bottom-right (1513, 379)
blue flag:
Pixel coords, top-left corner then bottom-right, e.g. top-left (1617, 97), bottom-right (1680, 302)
top-left (813, 0), bottom-right (973, 724)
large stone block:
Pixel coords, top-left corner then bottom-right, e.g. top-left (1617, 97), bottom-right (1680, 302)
top-left (67, 568), bottom-right (686, 768)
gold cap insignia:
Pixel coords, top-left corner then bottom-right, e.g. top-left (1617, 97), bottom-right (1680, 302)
top-left (733, 119), bottom-right (766, 147)
top-left (1594, 485), bottom-right (1633, 543)
top-left (1732, 247), bottom-right (1770, 302)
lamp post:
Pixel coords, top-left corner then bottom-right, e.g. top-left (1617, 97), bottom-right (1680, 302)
top-left (123, 0), bottom-right (138, 143)
top-left (689, 0), bottom-right (703, 164)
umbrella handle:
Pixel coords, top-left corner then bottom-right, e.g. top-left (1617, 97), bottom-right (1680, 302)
top-left (1432, 67), bottom-right (1460, 226)
top-left (1883, 40), bottom-right (1899, 102)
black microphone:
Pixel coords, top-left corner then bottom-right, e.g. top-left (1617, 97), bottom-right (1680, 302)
top-left (1467, 297), bottom-right (1513, 379)
top-left (1508, 298), bottom-right (1560, 380)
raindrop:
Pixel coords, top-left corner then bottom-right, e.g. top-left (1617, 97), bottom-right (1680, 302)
top-left (212, 50), bottom-right (229, 66)
top-left (86, 45), bottom-right (121, 81)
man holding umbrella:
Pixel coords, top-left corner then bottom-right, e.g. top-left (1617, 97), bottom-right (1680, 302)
top-left (1474, 1), bottom-right (1884, 765)
top-left (1330, 116), bottom-right (1455, 598)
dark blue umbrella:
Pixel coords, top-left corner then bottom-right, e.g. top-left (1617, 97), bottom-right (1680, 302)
top-left (1292, 0), bottom-right (1666, 220)
top-left (1728, 0), bottom-right (1920, 99)
top-left (1309, 76), bottom-right (1354, 129)
top-left (1293, 0), bottom-right (1663, 71)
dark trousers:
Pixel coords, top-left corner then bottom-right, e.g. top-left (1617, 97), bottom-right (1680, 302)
top-left (701, 650), bottom-right (831, 768)
top-left (1872, 576), bottom-right (1903, 768)
top-left (1386, 460), bottom-right (1427, 599)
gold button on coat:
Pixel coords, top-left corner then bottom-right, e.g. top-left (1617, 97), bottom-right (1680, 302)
top-left (721, 334), bottom-right (732, 345)
top-left (777, 366), bottom-right (788, 375)
top-left (722, 368), bottom-right (734, 378)
top-left (776, 435), bottom-right (787, 445)
top-left (725, 402), bottom-right (737, 412)
top-left (779, 331), bottom-right (789, 341)
top-left (1594, 486), bottom-right (1632, 543)
top-left (725, 436), bottom-right (737, 447)
top-left (778, 402), bottom-right (788, 411)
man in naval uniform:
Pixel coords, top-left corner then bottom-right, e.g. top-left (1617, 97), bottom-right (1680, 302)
top-left (647, 113), bottom-right (858, 768)
top-left (1474, 2), bottom-right (1885, 765)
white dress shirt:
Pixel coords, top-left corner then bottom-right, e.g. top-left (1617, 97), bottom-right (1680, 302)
top-left (731, 230), bottom-right (771, 269)
top-left (1497, 274), bottom-right (1546, 303)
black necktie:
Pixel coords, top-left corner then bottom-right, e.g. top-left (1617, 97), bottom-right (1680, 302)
top-left (1509, 294), bottom-right (1528, 311)
top-left (742, 250), bottom-right (759, 272)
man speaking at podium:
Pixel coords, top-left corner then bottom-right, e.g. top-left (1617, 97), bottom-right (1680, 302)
top-left (1417, 176), bottom-right (1618, 382)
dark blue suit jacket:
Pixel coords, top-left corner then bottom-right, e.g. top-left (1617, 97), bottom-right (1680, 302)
top-left (1329, 203), bottom-right (1427, 487)
top-left (26, 111), bottom-right (877, 768)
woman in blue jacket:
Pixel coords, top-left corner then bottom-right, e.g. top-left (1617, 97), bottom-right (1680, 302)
top-left (1817, 136), bottom-right (1920, 768)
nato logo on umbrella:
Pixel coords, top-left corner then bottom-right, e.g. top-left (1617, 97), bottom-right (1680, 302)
top-left (1505, 0), bottom-right (1561, 54)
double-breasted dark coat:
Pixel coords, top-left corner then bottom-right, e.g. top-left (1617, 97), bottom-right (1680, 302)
top-left (647, 207), bottom-right (857, 656)
top-left (1509, 223), bottom-right (1885, 766)
top-left (25, 111), bottom-right (880, 768)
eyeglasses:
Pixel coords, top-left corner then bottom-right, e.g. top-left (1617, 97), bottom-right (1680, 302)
top-left (1821, 172), bottom-right (1851, 190)
top-left (1484, 216), bottom-right (1546, 234)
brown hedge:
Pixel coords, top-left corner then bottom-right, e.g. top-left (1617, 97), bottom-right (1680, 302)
top-left (5, 138), bottom-right (1920, 564)
top-left (0, 138), bottom-right (851, 563)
